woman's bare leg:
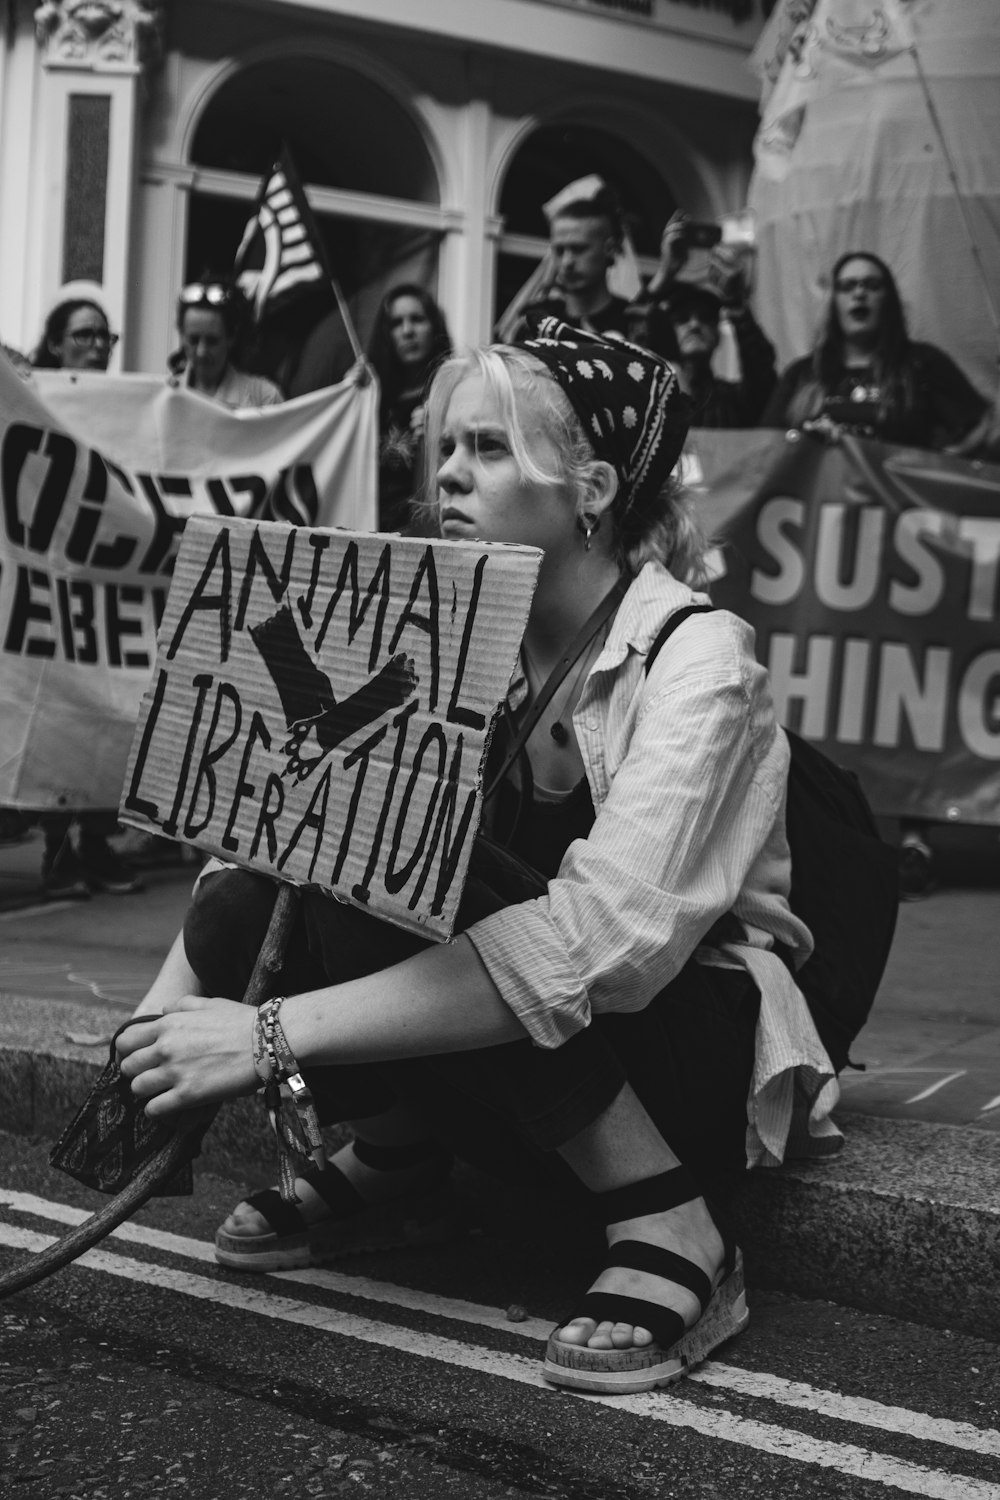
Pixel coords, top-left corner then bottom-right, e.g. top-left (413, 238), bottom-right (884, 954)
top-left (554, 1083), bottom-right (724, 1352)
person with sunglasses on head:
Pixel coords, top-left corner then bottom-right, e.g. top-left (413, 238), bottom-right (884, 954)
top-left (761, 251), bottom-right (993, 901)
top-left (26, 287), bottom-right (142, 898)
top-left (118, 317), bottom-right (833, 1398)
top-left (170, 279), bottom-right (283, 410)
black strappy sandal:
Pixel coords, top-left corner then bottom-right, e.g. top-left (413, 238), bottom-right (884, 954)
top-left (214, 1143), bottom-right (463, 1272)
top-left (542, 1165), bottom-right (748, 1395)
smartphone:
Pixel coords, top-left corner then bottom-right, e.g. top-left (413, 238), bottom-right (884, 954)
top-left (686, 222), bottom-right (723, 249)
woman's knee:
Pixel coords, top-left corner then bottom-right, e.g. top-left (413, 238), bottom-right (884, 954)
top-left (183, 869), bottom-right (278, 998)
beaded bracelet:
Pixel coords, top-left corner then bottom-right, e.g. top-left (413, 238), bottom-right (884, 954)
top-left (255, 995), bottom-right (326, 1196)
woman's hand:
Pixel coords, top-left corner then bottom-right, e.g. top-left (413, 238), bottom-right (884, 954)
top-left (801, 415), bottom-right (846, 444)
top-left (117, 995), bottom-right (259, 1120)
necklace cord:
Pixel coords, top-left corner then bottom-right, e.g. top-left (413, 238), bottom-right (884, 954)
top-left (483, 574), bottom-right (628, 803)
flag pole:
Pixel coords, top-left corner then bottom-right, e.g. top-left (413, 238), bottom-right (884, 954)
top-left (326, 265), bottom-right (364, 367)
top-left (904, 38), bottom-right (1000, 351)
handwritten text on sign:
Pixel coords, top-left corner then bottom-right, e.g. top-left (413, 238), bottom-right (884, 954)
top-left (121, 518), bottom-right (541, 939)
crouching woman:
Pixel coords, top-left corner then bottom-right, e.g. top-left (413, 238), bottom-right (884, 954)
top-left (118, 317), bottom-right (832, 1395)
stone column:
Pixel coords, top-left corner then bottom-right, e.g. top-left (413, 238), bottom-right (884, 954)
top-left (31, 1), bottom-right (164, 363)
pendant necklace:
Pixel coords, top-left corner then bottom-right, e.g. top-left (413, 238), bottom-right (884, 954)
top-left (522, 631), bottom-right (603, 748)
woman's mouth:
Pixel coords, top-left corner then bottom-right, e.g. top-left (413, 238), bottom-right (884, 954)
top-left (439, 508), bottom-right (476, 536)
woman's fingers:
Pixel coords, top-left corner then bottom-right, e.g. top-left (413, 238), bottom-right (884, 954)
top-left (116, 1002), bottom-right (258, 1116)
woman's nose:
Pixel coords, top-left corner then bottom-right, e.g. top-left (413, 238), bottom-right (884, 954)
top-left (437, 446), bottom-right (470, 493)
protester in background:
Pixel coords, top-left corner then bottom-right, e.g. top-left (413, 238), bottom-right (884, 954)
top-left (631, 212), bottom-right (777, 424)
top-left (367, 284), bottom-right (452, 532)
top-left (169, 279), bottom-right (283, 410)
top-left (761, 250), bottom-right (992, 900)
top-left (120, 318), bottom-right (832, 1398)
top-left (508, 185), bottom-right (633, 342)
top-left (760, 251), bottom-right (989, 449)
top-left (28, 290), bottom-right (141, 898)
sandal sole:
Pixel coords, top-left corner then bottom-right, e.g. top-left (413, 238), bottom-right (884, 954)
top-left (214, 1188), bottom-right (466, 1272)
top-left (542, 1257), bottom-right (749, 1395)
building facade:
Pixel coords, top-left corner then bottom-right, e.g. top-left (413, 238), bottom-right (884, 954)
top-left (0, 0), bottom-right (768, 377)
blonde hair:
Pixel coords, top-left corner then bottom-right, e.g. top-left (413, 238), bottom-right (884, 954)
top-left (421, 344), bottom-right (710, 586)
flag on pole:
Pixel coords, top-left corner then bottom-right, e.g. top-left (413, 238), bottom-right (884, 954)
top-left (750, 0), bottom-right (913, 181)
top-left (234, 146), bottom-right (330, 320)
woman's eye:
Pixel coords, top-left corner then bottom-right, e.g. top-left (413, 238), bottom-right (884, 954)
top-left (476, 436), bottom-right (508, 458)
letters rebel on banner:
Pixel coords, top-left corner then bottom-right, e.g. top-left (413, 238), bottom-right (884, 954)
top-left (121, 517), bottom-right (542, 941)
top-left (0, 354), bottom-right (377, 809)
top-left (686, 427), bottom-right (1000, 825)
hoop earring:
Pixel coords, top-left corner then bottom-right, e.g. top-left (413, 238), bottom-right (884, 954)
top-left (576, 514), bottom-right (600, 552)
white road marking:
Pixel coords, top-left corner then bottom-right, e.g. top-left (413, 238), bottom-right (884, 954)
top-left (904, 1073), bottom-right (967, 1105)
top-left (2, 1196), bottom-right (999, 1470)
top-left (979, 1094), bottom-right (1000, 1115)
top-left (0, 1222), bottom-right (995, 1499)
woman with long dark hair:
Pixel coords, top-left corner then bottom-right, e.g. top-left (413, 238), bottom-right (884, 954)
top-left (761, 251), bottom-right (988, 449)
top-left (762, 251), bottom-right (991, 899)
top-left (367, 283), bottom-right (452, 531)
top-left (169, 278), bottom-right (283, 410)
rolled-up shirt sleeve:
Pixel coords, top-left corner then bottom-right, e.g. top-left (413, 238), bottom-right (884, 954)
top-left (466, 611), bottom-right (786, 1048)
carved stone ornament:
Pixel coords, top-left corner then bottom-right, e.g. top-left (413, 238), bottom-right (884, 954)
top-left (35, 0), bottom-right (164, 70)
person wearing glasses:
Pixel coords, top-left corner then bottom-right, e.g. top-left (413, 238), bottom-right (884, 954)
top-left (27, 288), bottom-right (142, 898)
top-left (760, 251), bottom-right (992, 902)
top-left (760, 251), bottom-right (988, 451)
top-left (31, 292), bottom-right (120, 373)
top-left (170, 279), bottom-right (283, 410)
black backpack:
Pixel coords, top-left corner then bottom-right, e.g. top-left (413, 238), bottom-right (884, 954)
top-left (646, 605), bottom-right (900, 1074)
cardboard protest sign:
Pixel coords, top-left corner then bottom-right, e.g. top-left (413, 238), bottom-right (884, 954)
top-left (685, 427), bottom-right (1000, 824)
top-left (121, 517), bottom-right (541, 939)
top-left (0, 353), bottom-right (377, 808)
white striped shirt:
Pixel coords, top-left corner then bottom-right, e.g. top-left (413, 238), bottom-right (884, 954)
top-left (466, 561), bottom-right (839, 1168)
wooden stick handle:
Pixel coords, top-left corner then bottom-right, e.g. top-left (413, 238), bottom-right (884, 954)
top-left (0, 882), bottom-right (301, 1299)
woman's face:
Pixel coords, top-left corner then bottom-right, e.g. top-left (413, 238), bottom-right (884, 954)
top-left (181, 307), bottom-right (233, 390)
top-left (833, 257), bottom-right (888, 343)
top-left (51, 306), bottom-right (113, 371)
top-left (388, 295), bottom-right (435, 371)
top-left (435, 374), bottom-right (575, 555)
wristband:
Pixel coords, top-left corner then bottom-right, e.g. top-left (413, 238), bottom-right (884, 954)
top-left (255, 995), bottom-right (326, 1192)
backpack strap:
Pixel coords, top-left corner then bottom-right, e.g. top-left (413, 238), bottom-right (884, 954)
top-left (643, 600), bottom-right (747, 950)
top-left (644, 603), bottom-right (715, 678)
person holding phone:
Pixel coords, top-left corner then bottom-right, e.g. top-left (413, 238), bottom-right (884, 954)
top-left (629, 212), bottom-right (777, 425)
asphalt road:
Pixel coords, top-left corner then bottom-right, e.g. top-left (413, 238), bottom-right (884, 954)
top-left (2, 1136), bottom-right (999, 1500)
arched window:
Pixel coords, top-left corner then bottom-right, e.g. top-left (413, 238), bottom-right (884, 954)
top-left (186, 56), bottom-right (448, 388)
top-left (495, 123), bottom-right (677, 325)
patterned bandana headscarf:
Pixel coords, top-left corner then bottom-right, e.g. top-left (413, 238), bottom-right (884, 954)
top-left (516, 314), bottom-right (690, 516)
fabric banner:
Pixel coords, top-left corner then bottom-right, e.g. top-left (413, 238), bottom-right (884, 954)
top-left (0, 356), bottom-right (377, 810)
top-left (687, 427), bottom-right (1000, 824)
top-left (748, 0), bottom-right (1000, 397)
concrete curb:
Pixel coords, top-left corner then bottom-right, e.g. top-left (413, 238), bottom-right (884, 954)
top-left (3, 994), bottom-right (998, 1342)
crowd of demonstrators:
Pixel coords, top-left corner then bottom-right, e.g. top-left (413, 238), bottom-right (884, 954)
top-left (761, 250), bottom-right (993, 901)
top-left (119, 316), bottom-right (828, 1397)
top-left (366, 283), bottom-right (452, 532)
top-left (631, 212), bottom-right (777, 426)
top-left (168, 278), bottom-right (283, 410)
top-left (27, 289), bottom-right (143, 899)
